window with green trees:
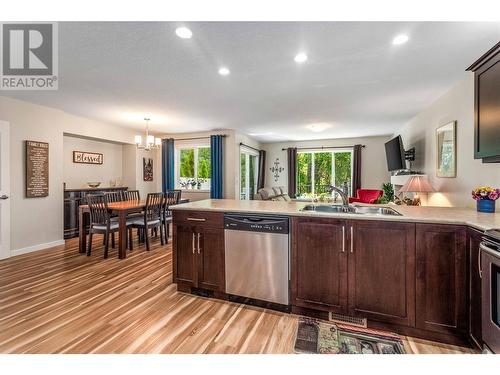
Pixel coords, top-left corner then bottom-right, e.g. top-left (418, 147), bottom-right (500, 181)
top-left (240, 149), bottom-right (258, 200)
top-left (297, 150), bottom-right (352, 197)
top-left (177, 146), bottom-right (211, 190)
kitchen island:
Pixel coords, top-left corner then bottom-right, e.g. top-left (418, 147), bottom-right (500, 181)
top-left (171, 199), bottom-right (498, 349)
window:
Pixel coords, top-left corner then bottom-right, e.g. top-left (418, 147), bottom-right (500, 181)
top-left (296, 149), bottom-right (353, 198)
top-left (240, 148), bottom-right (259, 200)
top-left (175, 143), bottom-right (211, 190)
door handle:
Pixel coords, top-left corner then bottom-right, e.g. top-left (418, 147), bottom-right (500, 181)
top-left (341, 226), bottom-right (345, 253)
top-left (478, 245), bottom-right (482, 279)
top-left (192, 232), bottom-right (196, 254)
top-left (0, 195), bottom-right (8, 200)
top-left (187, 217), bottom-right (206, 222)
top-left (350, 226), bottom-right (354, 253)
top-left (197, 233), bottom-right (201, 254)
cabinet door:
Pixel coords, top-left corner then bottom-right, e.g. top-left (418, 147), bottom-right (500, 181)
top-left (197, 228), bottom-right (225, 292)
top-left (468, 228), bottom-right (483, 348)
top-left (416, 224), bottom-right (467, 334)
top-left (173, 225), bottom-right (197, 287)
top-left (348, 221), bottom-right (415, 326)
top-left (291, 218), bottom-right (348, 313)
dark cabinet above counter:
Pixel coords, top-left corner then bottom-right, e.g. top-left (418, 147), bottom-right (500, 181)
top-left (64, 186), bottom-right (128, 239)
top-left (467, 41), bottom-right (500, 162)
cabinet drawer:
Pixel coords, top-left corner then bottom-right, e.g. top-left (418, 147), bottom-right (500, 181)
top-left (173, 210), bottom-right (224, 228)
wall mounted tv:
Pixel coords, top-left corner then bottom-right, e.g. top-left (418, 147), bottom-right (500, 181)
top-left (384, 136), bottom-right (406, 171)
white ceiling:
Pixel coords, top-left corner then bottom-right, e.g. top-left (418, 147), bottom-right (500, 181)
top-left (4, 22), bottom-right (500, 142)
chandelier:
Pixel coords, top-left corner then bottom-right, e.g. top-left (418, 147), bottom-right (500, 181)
top-left (134, 118), bottom-right (161, 151)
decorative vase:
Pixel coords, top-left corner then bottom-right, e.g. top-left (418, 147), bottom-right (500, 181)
top-left (477, 199), bottom-right (496, 213)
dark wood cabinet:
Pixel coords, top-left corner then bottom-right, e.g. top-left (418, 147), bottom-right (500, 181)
top-left (468, 227), bottom-right (483, 349)
top-left (416, 224), bottom-right (467, 335)
top-left (291, 217), bottom-right (348, 313)
top-left (173, 212), bottom-right (225, 293)
top-left (349, 221), bottom-right (415, 327)
top-left (63, 187), bottom-right (127, 239)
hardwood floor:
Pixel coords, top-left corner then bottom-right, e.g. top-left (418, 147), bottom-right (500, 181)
top-left (0, 234), bottom-right (475, 354)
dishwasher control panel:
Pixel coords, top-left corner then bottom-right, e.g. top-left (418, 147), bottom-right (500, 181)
top-left (224, 214), bottom-right (289, 234)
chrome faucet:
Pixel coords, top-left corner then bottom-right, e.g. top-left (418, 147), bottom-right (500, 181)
top-left (328, 185), bottom-right (349, 207)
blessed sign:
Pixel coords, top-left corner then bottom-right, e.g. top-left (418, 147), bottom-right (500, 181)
top-left (73, 151), bottom-right (103, 165)
top-left (26, 140), bottom-right (49, 198)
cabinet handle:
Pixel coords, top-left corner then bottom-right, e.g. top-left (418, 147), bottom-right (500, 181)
top-left (478, 244), bottom-right (483, 279)
top-left (192, 233), bottom-right (196, 254)
top-left (342, 226), bottom-right (345, 253)
top-left (350, 226), bottom-right (354, 253)
top-left (187, 217), bottom-right (206, 222)
top-left (197, 233), bottom-right (201, 254)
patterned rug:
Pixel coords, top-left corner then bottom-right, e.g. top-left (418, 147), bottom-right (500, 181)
top-left (294, 317), bottom-right (406, 354)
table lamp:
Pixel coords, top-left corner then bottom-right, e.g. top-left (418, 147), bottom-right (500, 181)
top-left (399, 175), bottom-right (435, 206)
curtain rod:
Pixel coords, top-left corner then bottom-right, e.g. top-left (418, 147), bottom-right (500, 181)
top-left (239, 142), bottom-right (261, 153)
top-left (281, 145), bottom-right (365, 151)
top-left (166, 134), bottom-right (228, 141)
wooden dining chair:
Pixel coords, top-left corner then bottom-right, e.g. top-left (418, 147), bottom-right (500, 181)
top-left (87, 194), bottom-right (129, 258)
top-left (105, 190), bottom-right (124, 202)
top-left (162, 190), bottom-right (182, 243)
top-left (125, 190), bottom-right (140, 201)
top-left (127, 192), bottom-right (164, 251)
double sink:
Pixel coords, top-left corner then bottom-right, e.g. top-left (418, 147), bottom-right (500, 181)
top-left (301, 204), bottom-right (402, 216)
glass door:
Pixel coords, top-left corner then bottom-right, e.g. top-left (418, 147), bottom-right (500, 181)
top-left (240, 149), bottom-right (258, 200)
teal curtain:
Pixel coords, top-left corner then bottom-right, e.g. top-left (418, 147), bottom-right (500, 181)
top-left (210, 135), bottom-right (224, 199)
top-left (162, 138), bottom-right (175, 192)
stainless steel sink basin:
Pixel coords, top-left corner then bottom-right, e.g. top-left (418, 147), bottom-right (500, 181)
top-left (301, 205), bottom-right (357, 213)
top-left (351, 206), bottom-right (402, 216)
top-left (301, 204), bottom-right (402, 216)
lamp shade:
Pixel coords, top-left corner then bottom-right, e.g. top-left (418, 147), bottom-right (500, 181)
top-left (400, 175), bottom-right (435, 193)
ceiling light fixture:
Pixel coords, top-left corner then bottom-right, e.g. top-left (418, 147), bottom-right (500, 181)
top-left (294, 52), bottom-right (308, 63)
top-left (218, 67), bottom-right (230, 76)
top-left (175, 27), bottom-right (192, 39)
top-left (392, 34), bottom-right (409, 45)
top-left (306, 123), bottom-right (332, 132)
top-left (134, 118), bottom-right (161, 151)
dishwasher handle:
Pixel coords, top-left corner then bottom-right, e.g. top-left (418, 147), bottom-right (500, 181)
top-left (224, 215), bottom-right (289, 234)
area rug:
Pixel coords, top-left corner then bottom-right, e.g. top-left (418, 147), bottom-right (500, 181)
top-left (294, 317), bottom-right (406, 354)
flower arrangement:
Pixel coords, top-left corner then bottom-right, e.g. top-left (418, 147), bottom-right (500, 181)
top-left (471, 186), bottom-right (500, 201)
top-left (472, 186), bottom-right (499, 213)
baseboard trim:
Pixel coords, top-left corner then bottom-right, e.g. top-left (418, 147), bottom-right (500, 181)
top-left (11, 239), bottom-right (65, 257)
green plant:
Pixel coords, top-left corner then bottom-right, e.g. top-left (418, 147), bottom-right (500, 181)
top-left (375, 182), bottom-right (395, 204)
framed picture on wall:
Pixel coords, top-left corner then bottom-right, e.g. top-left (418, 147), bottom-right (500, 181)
top-left (436, 121), bottom-right (457, 178)
top-left (143, 157), bottom-right (153, 181)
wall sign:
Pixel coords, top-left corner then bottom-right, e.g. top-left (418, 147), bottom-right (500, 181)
top-left (26, 140), bottom-right (49, 198)
top-left (143, 157), bottom-right (153, 181)
top-left (73, 151), bottom-right (103, 165)
top-left (269, 158), bottom-right (284, 182)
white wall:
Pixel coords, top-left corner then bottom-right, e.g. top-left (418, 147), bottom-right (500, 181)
top-left (262, 136), bottom-right (391, 193)
top-left (0, 96), bottom-right (141, 254)
top-left (394, 76), bottom-right (500, 208)
top-left (63, 135), bottom-right (124, 189)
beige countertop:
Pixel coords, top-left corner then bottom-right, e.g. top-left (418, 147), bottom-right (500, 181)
top-left (171, 199), bottom-right (500, 232)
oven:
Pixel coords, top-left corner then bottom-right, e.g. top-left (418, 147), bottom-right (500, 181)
top-left (480, 229), bottom-right (500, 353)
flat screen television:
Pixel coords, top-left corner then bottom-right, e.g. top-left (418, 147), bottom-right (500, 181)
top-left (385, 136), bottom-right (406, 171)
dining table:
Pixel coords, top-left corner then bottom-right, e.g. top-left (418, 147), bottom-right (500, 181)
top-left (79, 198), bottom-right (189, 259)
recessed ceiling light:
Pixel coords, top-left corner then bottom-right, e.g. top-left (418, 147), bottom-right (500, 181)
top-left (306, 123), bottom-right (332, 132)
top-left (294, 53), bottom-right (308, 63)
top-left (175, 27), bottom-right (192, 39)
top-left (218, 67), bottom-right (230, 76)
top-left (392, 34), bottom-right (409, 45)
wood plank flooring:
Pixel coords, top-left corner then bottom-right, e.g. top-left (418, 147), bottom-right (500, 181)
top-left (0, 234), bottom-right (475, 354)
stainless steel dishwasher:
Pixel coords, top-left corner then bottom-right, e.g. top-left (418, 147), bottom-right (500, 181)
top-left (224, 214), bottom-right (290, 307)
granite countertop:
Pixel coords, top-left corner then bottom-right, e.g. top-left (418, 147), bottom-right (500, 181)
top-left (171, 199), bottom-right (500, 231)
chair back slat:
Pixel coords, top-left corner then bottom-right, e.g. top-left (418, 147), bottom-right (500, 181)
top-left (87, 194), bottom-right (109, 225)
top-left (145, 192), bottom-right (163, 222)
top-left (105, 190), bottom-right (123, 203)
top-left (163, 190), bottom-right (182, 217)
top-left (125, 190), bottom-right (140, 201)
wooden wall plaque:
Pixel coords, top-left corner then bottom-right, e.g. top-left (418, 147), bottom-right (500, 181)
top-left (73, 151), bottom-right (103, 164)
top-left (26, 140), bottom-right (49, 198)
